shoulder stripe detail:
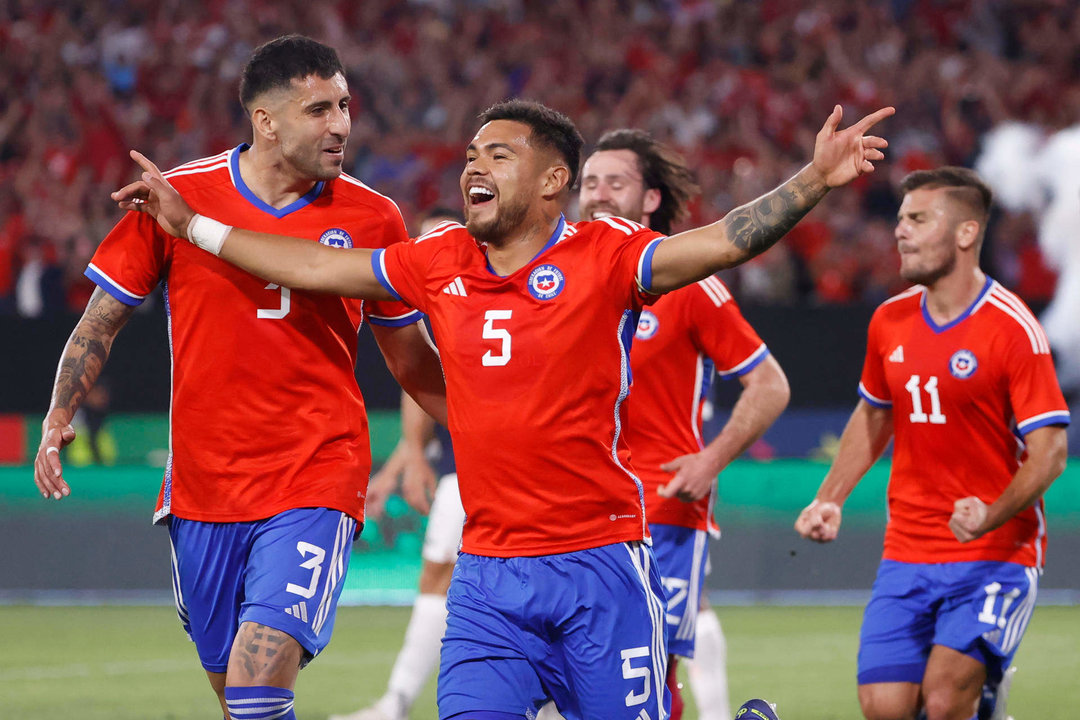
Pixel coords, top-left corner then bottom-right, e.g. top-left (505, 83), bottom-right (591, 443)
top-left (164, 161), bottom-right (229, 180)
top-left (986, 292), bottom-right (1049, 354)
top-left (858, 383), bottom-right (892, 408)
top-left (880, 285), bottom-right (924, 307)
top-left (338, 173), bottom-right (407, 226)
top-left (989, 286), bottom-right (1050, 354)
top-left (598, 216), bottom-right (648, 235)
top-left (168, 151), bottom-right (231, 173)
top-left (697, 276), bottom-right (732, 307)
top-left (85, 264), bottom-right (146, 305)
top-left (415, 221), bottom-right (464, 243)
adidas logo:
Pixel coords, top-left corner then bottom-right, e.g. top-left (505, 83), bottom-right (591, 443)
top-left (889, 345), bottom-right (904, 363)
top-left (284, 601), bottom-right (308, 623)
top-left (442, 277), bottom-right (467, 296)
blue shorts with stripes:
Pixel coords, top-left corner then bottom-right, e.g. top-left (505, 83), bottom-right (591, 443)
top-left (649, 523), bottom-right (710, 659)
top-left (858, 559), bottom-right (1039, 686)
top-left (168, 508), bottom-right (356, 673)
top-left (437, 541), bottom-right (670, 720)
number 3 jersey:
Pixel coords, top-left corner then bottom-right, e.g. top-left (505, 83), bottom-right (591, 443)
top-left (858, 278), bottom-right (1069, 566)
top-left (85, 145), bottom-right (419, 524)
top-left (372, 216), bottom-right (665, 557)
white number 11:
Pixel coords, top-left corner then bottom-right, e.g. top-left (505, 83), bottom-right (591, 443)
top-left (905, 374), bottom-right (946, 424)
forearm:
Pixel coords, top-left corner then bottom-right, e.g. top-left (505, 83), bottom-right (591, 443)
top-left (215, 228), bottom-right (391, 300)
top-left (702, 358), bottom-right (790, 472)
top-left (650, 164), bottom-right (829, 293)
top-left (980, 427), bottom-right (1068, 534)
top-left (372, 323), bottom-right (448, 426)
top-left (398, 390), bottom-right (438, 452)
top-left (815, 401), bottom-right (892, 505)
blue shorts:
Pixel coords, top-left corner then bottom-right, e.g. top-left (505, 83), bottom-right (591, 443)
top-left (437, 542), bottom-right (670, 720)
top-left (649, 523), bottom-right (709, 659)
top-left (168, 508), bottom-right (356, 673)
top-left (858, 560), bottom-right (1039, 686)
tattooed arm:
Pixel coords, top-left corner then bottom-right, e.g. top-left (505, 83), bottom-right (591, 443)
top-left (649, 105), bottom-right (894, 294)
top-left (33, 287), bottom-right (137, 499)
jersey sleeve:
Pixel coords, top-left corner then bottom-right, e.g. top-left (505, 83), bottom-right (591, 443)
top-left (84, 211), bottom-right (170, 305)
top-left (363, 203), bottom-right (424, 327)
top-left (371, 236), bottom-right (430, 314)
top-left (592, 217), bottom-right (665, 310)
top-left (1002, 330), bottom-right (1071, 436)
top-left (686, 277), bottom-right (769, 379)
top-left (858, 307), bottom-right (892, 408)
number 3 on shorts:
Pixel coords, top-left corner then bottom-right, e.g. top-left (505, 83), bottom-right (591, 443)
top-left (285, 541), bottom-right (326, 599)
top-left (620, 646), bottom-right (652, 706)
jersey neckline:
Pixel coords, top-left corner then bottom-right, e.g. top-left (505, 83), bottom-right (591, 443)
top-left (919, 275), bottom-right (994, 334)
top-left (228, 143), bottom-right (326, 218)
top-left (484, 214), bottom-right (567, 277)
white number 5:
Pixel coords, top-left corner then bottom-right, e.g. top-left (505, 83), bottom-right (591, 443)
top-left (482, 309), bottom-right (512, 366)
top-left (620, 646), bottom-right (651, 706)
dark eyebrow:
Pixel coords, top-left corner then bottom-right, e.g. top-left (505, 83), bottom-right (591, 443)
top-left (468, 142), bottom-right (517, 154)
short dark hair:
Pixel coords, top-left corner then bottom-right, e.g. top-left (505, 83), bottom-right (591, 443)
top-left (900, 166), bottom-right (993, 225)
top-left (239, 35), bottom-right (344, 114)
top-left (478, 99), bottom-right (584, 190)
top-left (594, 129), bottom-right (700, 235)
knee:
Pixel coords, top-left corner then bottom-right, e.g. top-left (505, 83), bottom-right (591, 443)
top-left (921, 688), bottom-right (976, 720)
top-left (228, 622), bottom-right (304, 686)
top-left (858, 689), bottom-right (918, 720)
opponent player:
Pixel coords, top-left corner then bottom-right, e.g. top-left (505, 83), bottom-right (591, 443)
top-left (116, 98), bottom-right (892, 718)
top-left (580, 129), bottom-right (791, 720)
top-left (795, 167), bottom-right (1069, 720)
top-left (32, 36), bottom-right (446, 720)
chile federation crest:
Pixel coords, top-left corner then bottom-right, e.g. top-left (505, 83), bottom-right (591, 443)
top-left (949, 349), bottom-right (978, 379)
top-left (528, 264), bottom-right (565, 300)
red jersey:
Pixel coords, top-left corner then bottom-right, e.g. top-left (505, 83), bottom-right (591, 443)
top-left (858, 278), bottom-right (1070, 566)
top-left (372, 216), bottom-right (666, 557)
top-left (86, 145), bottom-right (419, 524)
top-left (624, 276), bottom-right (769, 533)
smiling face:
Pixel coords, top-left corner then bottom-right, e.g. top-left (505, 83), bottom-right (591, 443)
top-left (261, 72), bottom-right (351, 182)
top-left (895, 187), bottom-right (965, 286)
top-left (460, 119), bottom-right (550, 245)
top-left (578, 149), bottom-right (659, 225)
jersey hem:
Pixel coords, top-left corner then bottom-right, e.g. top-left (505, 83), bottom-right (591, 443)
top-left (460, 530), bottom-right (648, 558)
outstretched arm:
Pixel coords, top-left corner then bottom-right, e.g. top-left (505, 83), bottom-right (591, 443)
top-left (950, 425), bottom-right (1067, 542)
top-left (650, 105), bottom-right (894, 293)
top-left (33, 288), bottom-right (136, 499)
top-left (658, 354), bottom-right (790, 502)
top-left (795, 399), bottom-right (893, 542)
top-left (112, 151), bottom-right (395, 300)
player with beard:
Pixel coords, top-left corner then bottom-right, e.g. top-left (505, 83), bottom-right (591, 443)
top-left (579, 129), bottom-right (790, 720)
top-left (115, 98), bottom-right (892, 719)
top-left (33, 36), bottom-right (446, 720)
top-left (796, 167), bottom-right (1069, 720)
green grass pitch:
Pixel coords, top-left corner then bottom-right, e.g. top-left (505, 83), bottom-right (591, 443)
top-left (0, 604), bottom-right (1076, 719)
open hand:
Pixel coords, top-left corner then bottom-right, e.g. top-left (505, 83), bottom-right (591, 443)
top-left (33, 412), bottom-right (76, 500)
top-left (811, 105), bottom-right (895, 188)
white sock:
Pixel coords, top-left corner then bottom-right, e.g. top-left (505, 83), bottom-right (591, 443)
top-left (686, 609), bottom-right (731, 720)
top-left (379, 593), bottom-right (448, 716)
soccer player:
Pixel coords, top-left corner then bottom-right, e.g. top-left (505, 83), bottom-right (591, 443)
top-left (32, 36), bottom-right (446, 720)
top-left (795, 167), bottom-right (1069, 720)
top-left (579, 129), bottom-right (791, 720)
top-left (116, 98), bottom-right (892, 719)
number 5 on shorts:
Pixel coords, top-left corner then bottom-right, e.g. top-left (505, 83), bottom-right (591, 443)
top-left (620, 646), bottom-right (651, 706)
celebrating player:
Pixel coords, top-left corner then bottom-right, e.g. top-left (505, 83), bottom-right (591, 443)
top-left (32, 36), bottom-right (446, 720)
top-left (580, 129), bottom-right (790, 720)
top-left (795, 167), bottom-right (1069, 720)
top-left (115, 98), bottom-right (892, 718)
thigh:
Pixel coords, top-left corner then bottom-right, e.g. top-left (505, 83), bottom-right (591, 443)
top-left (423, 473), bottom-right (466, 565)
top-left (857, 560), bottom-right (939, 686)
top-left (933, 561), bottom-right (1039, 683)
top-left (241, 507), bottom-right (356, 663)
top-left (437, 554), bottom-right (548, 719)
top-left (543, 542), bottom-right (670, 720)
top-left (169, 517), bottom-right (253, 673)
top-left (648, 523), bottom-right (709, 659)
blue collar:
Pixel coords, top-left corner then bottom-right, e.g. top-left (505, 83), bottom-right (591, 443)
top-left (921, 275), bottom-right (993, 333)
top-left (485, 214), bottom-right (567, 277)
top-left (230, 143), bottom-right (325, 218)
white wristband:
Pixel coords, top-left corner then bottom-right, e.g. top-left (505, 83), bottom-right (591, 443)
top-left (186, 214), bottom-right (232, 256)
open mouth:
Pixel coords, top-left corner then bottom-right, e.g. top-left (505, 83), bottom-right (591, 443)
top-left (468, 186), bottom-right (496, 206)
top-left (324, 146), bottom-right (344, 158)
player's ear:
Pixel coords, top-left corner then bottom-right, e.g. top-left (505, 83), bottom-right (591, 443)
top-left (251, 106), bottom-right (276, 143)
top-left (956, 219), bottom-right (980, 251)
top-left (643, 188), bottom-right (661, 215)
top-left (541, 164), bottom-right (571, 201)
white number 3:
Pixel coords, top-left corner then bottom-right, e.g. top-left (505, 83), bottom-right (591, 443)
top-left (257, 283), bottom-right (291, 320)
top-left (482, 309), bottom-right (512, 366)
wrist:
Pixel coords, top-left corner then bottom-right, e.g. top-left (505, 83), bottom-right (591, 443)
top-left (801, 162), bottom-right (831, 193)
top-left (186, 214), bottom-right (232, 255)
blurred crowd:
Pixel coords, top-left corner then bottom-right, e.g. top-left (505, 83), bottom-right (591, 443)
top-left (1, 0), bottom-right (1077, 315)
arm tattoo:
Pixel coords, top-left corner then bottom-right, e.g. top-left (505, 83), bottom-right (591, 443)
top-left (51, 288), bottom-right (135, 416)
top-left (721, 166), bottom-right (829, 260)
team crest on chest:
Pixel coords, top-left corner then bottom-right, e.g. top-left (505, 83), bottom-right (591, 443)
top-left (636, 310), bottom-right (659, 339)
top-left (949, 349), bottom-right (978, 379)
top-left (318, 228), bottom-right (353, 248)
top-left (528, 264), bottom-right (565, 300)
